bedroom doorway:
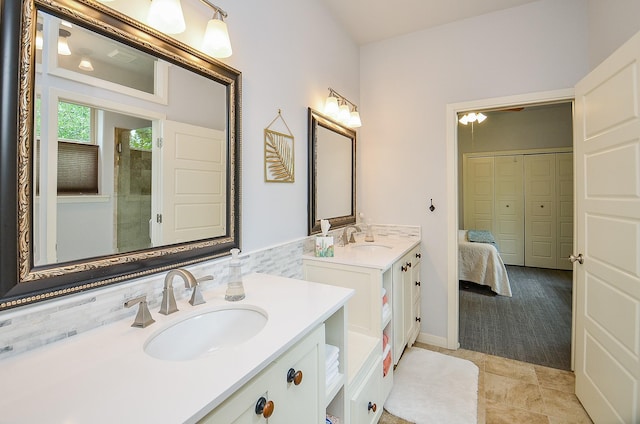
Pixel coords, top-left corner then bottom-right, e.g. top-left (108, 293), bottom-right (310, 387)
top-left (452, 94), bottom-right (575, 370)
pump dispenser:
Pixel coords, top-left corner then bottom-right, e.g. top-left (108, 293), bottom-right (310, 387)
top-left (225, 248), bottom-right (245, 301)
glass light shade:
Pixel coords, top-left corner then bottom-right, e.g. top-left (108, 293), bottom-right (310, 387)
top-left (78, 57), bottom-right (94, 71)
top-left (324, 95), bottom-right (339, 118)
top-left (148, 0), bottom-right (186, 35)
top-left (459, 115), bottom-right (469, 125)
top-left (349, 111), bottom-right (362, 128)
top-left (57, 37), bottom-right (71, 55)
top-left (202, 18), bottom-right (233, 58)
top-left (338, 104), bottom-right (351, 123)
top-left (476, 113), bottom-right (487, 123)
top-left (466, 112), bottom-right (477, 122)
top-left (36, 32), bottom-right (43, 50)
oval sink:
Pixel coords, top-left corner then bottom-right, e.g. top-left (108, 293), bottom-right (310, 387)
top-left (144, 306), bottom-right (268, 361)
top-left (351, 244), bottom-right (392, 252)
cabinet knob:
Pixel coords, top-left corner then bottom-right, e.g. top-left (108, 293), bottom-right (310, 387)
top-left (255, 397), bottom-right (274, 418)
top-left (416, 317), bottom-right (421, 322)
top-left (415, 281), bottom-right (421, 286)
top-left (406, 262), bottom-right (412, 268)
top-left (368, 402), bottom-right (377, 413)
top-left (401, 265), bottom-right (408, 272)
top-left (286, 368), bottom-right (303, 385)
top-left (415, 252), bottom-right (422, 258)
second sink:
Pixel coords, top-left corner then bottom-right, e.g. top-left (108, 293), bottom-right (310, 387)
top-left (144, 305), bottom-right (268, 361)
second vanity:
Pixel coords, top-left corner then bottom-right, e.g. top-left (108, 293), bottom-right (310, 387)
top-left (303, 235), bottom-right (422, 424)
top-left (0, 273), bottom-right (352, 423)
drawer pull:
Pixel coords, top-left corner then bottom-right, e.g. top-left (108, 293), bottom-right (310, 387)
top-left (406, 262), bottom-right (412, 268)
top-left (401, 265), bottom-right (408, 272)
top-left (255, 397), bottom-right (274, 418)
top-left (416, 317), bottom-right (421, 322)
top-left (415, 281), bottom-right (421, 286)
top-left (415, 252), bottom-right (422, 259)
top-left (286, 368), bottom-right (303, 385)
top-left (368, 401), bottom-right (377, 412)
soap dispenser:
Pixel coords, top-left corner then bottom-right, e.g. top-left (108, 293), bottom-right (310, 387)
top-left (225, 248), bottom-right (245, 301)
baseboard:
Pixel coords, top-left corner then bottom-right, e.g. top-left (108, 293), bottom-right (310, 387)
top-left (415, 332), bottom-right (449, 349)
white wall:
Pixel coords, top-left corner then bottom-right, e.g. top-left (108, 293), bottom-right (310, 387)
top-left (101, 0), bottom-right (360, 252)
top-left (359, 0), bottom-right (589, 342)
top-left (587, 0), bottom-right (640, 69)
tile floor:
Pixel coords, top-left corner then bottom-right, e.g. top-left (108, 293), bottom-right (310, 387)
top-left (380, 343), bottom-right (593, 424)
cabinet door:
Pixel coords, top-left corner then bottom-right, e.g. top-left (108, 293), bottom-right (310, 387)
top-left (272, 325), bottom-right (324, 424)
top-left (350, 356), bottom-right (383, 424)
top-left (407, 259), bottom-right (421, 346)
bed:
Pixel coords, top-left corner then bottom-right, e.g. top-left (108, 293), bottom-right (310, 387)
top-left (458, 230), bottom-right (512, 297)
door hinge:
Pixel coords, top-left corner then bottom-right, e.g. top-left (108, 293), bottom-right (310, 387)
top-left (156, 214), bottom-right (162, 224)
top-left (156, 137), bottom-right (163, 148)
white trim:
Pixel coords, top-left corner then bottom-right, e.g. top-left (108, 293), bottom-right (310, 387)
top-left (445, 88), bottom-right (575, 351)
top-left (416, 332), bottom-right (449, 349)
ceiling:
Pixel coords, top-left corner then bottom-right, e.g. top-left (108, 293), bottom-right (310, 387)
top-left (319, 0), bottom-right (540, 45)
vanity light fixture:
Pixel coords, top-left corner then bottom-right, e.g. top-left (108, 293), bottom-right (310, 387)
top-left (459, 112), bottom-right (487, 125)
top-left (323, 88), bottom-right (362, 128)
top-left (57, 29), bottom-right (72, 56)
top-left (200, 1), bottom-right (232, 58)
top-left (148, 0), bottom-right (187, 35)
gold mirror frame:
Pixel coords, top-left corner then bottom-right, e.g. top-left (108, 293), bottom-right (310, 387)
top-left (0, 0), bottom-right (241, 310)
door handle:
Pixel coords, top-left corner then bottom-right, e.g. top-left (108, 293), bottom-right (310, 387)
top-left (569, 253), bottom-right (584, 264)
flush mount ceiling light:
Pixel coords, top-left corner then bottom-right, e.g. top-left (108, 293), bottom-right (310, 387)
top-left (78, 57), bottom-right (94, 72)
top-left (459, 112), bottom-right (487, 125)
top-left (323, 88), bottom-right (362, 128)
top-left (200, 1), bottom-right (232, 58)
top-left (147, 0), bottom-right (186, 35)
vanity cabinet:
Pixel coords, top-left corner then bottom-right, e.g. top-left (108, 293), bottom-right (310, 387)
top-left (303, 239), bottom-right (420, 424)
top-left (199, 325), bottom-right (325, 423)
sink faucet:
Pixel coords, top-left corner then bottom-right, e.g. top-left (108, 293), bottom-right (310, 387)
top-left (342, 225), bottom-right (361, 245)
top-left (159, 269), bottom-right (213, 315)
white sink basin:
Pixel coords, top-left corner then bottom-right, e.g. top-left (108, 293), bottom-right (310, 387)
top-left (351, 244), bottom-right (392, 252)
top-left (144, 305), bottom-right (268, 361)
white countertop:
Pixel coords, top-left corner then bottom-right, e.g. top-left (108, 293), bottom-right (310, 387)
top-left (303, 236), bottom-right (420, 270)
top-left (0, 273), bottom-right (353, 424)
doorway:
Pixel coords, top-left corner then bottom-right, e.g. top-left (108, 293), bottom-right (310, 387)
top-left (444, 89), bottom-right (576, 368)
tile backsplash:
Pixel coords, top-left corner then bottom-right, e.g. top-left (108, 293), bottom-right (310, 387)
top-left (0, 224), bottom-right (419, 359)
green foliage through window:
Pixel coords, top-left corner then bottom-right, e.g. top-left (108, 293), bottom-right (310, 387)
top-left (58, 101), bottom-right (91, 142)
top-left (130, 127), bottom-right (152, 151)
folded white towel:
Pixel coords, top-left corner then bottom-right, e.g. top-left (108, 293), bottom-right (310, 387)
top-left (326, 365), bottom-right (339, 385)
top-left (382, 303), bottom-right (391, 320)
top-left (325, 344), bottom-right (339, 368)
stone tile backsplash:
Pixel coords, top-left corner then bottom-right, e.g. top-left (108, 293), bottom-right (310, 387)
top-left (0, 224), bottom-right (419, 359)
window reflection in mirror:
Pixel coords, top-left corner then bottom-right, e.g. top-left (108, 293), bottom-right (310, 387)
top-left (34, 9), bottom-right (228, 267)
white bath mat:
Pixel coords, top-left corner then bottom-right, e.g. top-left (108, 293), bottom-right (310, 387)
top-left (385, 348), bottom-right (478, 424)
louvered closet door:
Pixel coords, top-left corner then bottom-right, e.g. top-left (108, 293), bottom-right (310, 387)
top-left (524, 154), bottom-right (557, 269)
top-left (494, 155), bottom-right (524, 266)
top-left (463, 157), bottom-right (494, 231)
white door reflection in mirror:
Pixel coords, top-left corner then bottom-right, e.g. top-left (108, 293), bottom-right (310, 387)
top-left (155, 120), bottom-right (227, 245)
top-left (316, 125), bottom-right (353, 220)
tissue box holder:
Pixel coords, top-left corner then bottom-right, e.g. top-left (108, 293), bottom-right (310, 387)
top-left (315, 236), bottom-right (334, 257)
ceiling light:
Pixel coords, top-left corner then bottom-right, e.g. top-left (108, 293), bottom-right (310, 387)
top-left (78, 57), bottom-right (94, 72)
top-left (459, 112), bottom-right (487, 125)
top-left (323, 88), bottom-right (362, 128)
top-left (58, 29), bottom-right (72, 55)
top-left (201, 5), bottom-right (232, 58)
top-left (147, 0), bottom-right (186, 35)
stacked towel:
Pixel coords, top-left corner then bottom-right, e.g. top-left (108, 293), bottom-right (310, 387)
top-left (325, 344), bottom-right (340, 388)
top-left (381, 288), bottom-right (391, 321)
top-left (382, 333), bottom-right (392, 376)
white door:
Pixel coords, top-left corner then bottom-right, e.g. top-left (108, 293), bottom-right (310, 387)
top-left (154, 120), bottom-right (227, 245)
top-left (573, 31), bottom-right (640, 424)
top-left (463, 156), bottom-right (494, 231)
top-left (494, 155), bottom-right (525, 266)
top-left (556, 153), bottom-right (573, 271)
top-left (524, 154), bottom-right (557, 268)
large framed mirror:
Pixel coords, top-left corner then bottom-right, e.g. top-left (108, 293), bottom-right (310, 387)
top-left (0, 0), bottom-right (241, 310)
top-left (307, 108), bottom-right (356, 235)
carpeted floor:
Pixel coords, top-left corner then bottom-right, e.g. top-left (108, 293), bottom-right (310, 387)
top-left (459, 265), bottom-right (572, 370)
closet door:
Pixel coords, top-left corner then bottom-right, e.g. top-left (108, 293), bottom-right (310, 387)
top-left (463, 157), bottom-right (494, 231)
top-left (556, 153), bottom-right (573, 270)
top-left (524, 154), bottom-right (557, 268)
top-left (494, 155), bottom-right (524, 266)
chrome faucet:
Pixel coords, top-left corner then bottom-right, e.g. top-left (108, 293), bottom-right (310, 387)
top-left (159, 269), bottom-right (213, 315)
top-left (342, 225), bottom-right (361, 245)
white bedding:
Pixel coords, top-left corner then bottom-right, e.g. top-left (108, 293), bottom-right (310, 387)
top-left (458, 230), bottom-right (512, 297)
